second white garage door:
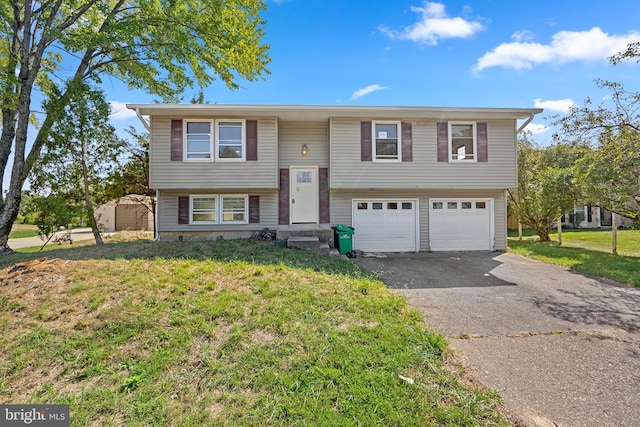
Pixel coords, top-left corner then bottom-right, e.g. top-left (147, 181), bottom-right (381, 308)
top-left (429, 199), bottom-right (493, 251)
top-left (352, 199), bottom-right (418, 252)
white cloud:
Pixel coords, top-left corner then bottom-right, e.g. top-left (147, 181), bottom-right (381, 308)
top-left (351, 84), bottom-right (389, 100)
top-left (534, 98), bottom-right (576, 114)
top-left (523, 123), bottom-right (548, 135)
top-left (379, 1), bottom-right (484, 45)
top-left (109, 101), bottom-right (137, 120)
top-left (474, 27), bottom-right (640, 72)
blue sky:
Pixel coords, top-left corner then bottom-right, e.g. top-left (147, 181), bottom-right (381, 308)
top-left (105, 1), bottom-right (640, 142)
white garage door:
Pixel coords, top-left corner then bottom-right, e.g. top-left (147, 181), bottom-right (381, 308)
top-left (352, 199), bottom-right (418, 252)
top-left (429, 199), bottom-right (493, 251)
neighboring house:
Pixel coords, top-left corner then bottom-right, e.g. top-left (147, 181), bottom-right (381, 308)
top-left (560, 205), bottom-right (633, 229)
top-left (127, 104), bottom-right (541, 252)
top-left (96, 195), bottom-right (154, 232)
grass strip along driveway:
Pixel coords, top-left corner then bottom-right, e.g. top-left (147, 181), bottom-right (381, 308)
top-left (0, 239), bottom-right (505, 426)
top-left (508, 229), bottom-right (640, 287)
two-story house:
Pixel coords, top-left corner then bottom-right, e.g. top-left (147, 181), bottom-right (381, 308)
top-left (127, 104), bottom-right (541, 252)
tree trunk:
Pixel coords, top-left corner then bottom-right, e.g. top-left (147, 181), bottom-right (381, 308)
top-left (612, 215), bottom-right (618, 255)
top-left (81, 141), bottom-right (103, 246)
top-left (557, 216), bottom-right (563, 245)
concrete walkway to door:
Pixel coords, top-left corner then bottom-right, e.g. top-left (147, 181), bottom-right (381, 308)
top-left (355, 252), bottom-right (640, 427)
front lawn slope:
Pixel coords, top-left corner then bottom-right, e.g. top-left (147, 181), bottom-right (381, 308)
top-left (0, 240), bottom-right (505, 426)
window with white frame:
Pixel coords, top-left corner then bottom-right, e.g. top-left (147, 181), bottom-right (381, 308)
top-left (221, 195), bottom-right (248, 223)
top-left (190, 194), bottom-right (248, 224)
top-left (449, 122), bottom-right (476, 161)
top-left (216, 120), bottom-right (245, 161)
top-left (373, 121), bottom-right (401, 161)
top-left (185, 121), bottom-right (213, 160)
top-left (190, 195), bottom-right (217, 223)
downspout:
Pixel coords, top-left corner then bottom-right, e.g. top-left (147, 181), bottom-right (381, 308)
top-left (153, 189), bottom-right (159, 242)
top-left (135, 108), bottom-right (151, 132)
top-left (517, 113), bottom-right (536, 134)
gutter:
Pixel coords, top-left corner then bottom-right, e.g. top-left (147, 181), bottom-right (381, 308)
top-left (517, 112), bottom-right (536, 134)
top-left (135, 108), bottom-right (151, 132)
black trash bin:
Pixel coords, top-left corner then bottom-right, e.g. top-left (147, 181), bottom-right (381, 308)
top-left (332, 224), bottom-right (355, 255)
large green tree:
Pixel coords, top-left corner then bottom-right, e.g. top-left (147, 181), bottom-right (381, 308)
top-left (508, 137), bottom-right (583, 241)
top-left (554, 79), bottom-right (640, 221)
top-left (0, 0), bottom-right (270, 253)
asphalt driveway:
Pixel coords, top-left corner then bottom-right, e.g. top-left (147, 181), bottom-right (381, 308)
top-left (355, 252), bottom-right (640, 427)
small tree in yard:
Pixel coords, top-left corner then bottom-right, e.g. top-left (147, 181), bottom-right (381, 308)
top-left (31, 84), bottom-right (125, 246)
top-left (508, 137), bottom-right (583, 242)
top-left (22, 193), bottom-right (82, 250)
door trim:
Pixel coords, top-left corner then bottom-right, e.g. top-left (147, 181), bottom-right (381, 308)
top-left (289, 165), bottom-right (319, 224)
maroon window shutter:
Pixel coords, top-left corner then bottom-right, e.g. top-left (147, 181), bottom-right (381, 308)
top-left (249, 195), bottom-right (260, 223)
top-left (178, 196), bottom-right (189, 224)
top-left (401, 122), bottom-right (412, 162)
top-left (361, 121), bottom-right (372, 161)
top-left (437, 122), bottom-right (448, 162)
top-left (477, 123), bottom-right (488, 162)
top-left (319, 168), bottom-right (330, 223)
top-left (171, 120), bottom-right (183, 161)
top-left (278, 169), bottom-right (289, 225)
top-left (246, 120), bottom-right (258, 161)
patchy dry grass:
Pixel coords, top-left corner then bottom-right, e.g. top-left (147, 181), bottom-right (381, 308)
top-left (0, 239), bottom-right (506, 426)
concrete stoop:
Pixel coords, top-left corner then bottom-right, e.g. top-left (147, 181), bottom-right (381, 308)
top-left (286, 236), bottom-right (340, 257)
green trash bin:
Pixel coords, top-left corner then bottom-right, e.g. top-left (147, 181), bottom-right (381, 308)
top-left (332, 224), bottom-right (355, 255)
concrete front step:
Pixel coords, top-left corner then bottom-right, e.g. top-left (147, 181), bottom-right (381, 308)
top-left (286, 237), bottom-right (341, 257)
top-left (287, 236), bottom-right (320, 250)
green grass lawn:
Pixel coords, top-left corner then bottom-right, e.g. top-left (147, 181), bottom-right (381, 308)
top-left (0, 239), bottom-right (505, 426)
top-left (8, 223), bottom-right (39, 239)
top-left (508, 228), bottom-right (640, 287)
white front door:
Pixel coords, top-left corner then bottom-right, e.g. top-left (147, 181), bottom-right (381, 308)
top-left (290, 166), bottom-right (318, 224)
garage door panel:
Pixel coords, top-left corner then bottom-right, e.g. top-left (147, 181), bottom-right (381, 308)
top-left (352, 200), bottom-right (417, 252)
top-left (429, 199), bottom-right (492, 251)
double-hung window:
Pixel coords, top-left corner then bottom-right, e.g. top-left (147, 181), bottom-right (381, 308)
top-left (190, 194), bottom-right (248, 224)
top-left (373, 121), bottom-right (401, 161)
top-left (185, 120), bottom-right (213, 160)
top-left (190, 195), bottom-right (218, 223)
top-left (216, 120), bottom-right (245, 161)
top-left (221, 195), bottom-right (248, 223)
top-left (184, 119), bottom-right (246, 161)
top-left (449, 122), bottom-right (477, 161)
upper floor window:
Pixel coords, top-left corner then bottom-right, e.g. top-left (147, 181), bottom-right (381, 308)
top-left (184, 119), bottom-right (245, 161)
top-left (216, 120), bottom-right (245, 161)
top-left (449, 122), bottom-right (477, 161)
top-left (185, 121), bottom-right (212, 160)
top-left (373, 121), bottom-right (401, 162)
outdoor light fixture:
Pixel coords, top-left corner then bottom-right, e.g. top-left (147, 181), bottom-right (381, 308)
top-left (301, 144), bottom-right (308, 156)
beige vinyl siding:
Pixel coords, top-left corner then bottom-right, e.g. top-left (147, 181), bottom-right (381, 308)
top-left (329, 118), bottom-right (517, 189)
top-left (279, 121), bottom-right (329, 168)
top-left (149, 116), bottom-right (278, 189)
top-left (157, 190), bottom-right (278, 232)
top-left (330, 189), bottom-right (507, 251)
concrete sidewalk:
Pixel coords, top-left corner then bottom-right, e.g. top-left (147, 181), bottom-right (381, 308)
top-left (356, 252), bottom-right (640, 427)
top-left (8, 228), bottom-right (96, 250)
